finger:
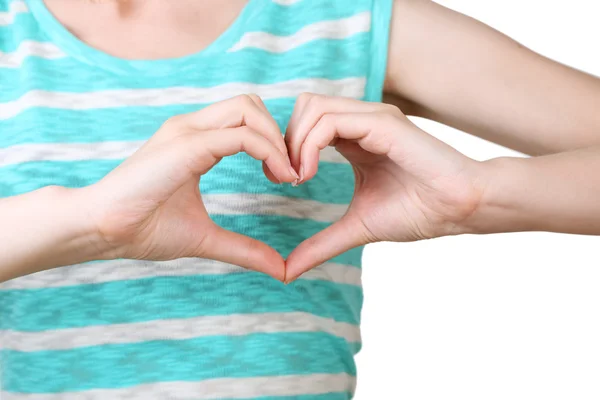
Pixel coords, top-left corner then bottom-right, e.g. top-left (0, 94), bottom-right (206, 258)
top-left (151, 95), bottom-right (288, 158)
top-left (299, 112), bottom-right (399, 183)
top-left (333, 139), bottom-right (379, 164)
top-left (202, 224), bottom-right (286, 281)
top-left (246, 93), bottom-right (284, 148)
top-left (262, 162), bottom-right (281, 184)
top-left (285, 94), bottom-right (394, 169)
top-left (284, 92), bottom-right (312, 167)
top-left (186, 126), bottom-right (298, 183)
top-left (285, 213), bottom-right (370, 283)
top-left (183, 94), bottom-right (288, 183)
top-left (192, 94), bottom-right (289, 155)
top-left (245, 94), bottom-right (290, 182)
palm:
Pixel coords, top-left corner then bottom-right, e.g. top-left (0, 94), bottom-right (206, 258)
top-left (92, 173), bottom-right (212, 260)
top-left (337, 140), bottom-right (482, 243)
top-left (350, 159), bottom-right (425, 242)
top-left (131, 179), bottom-right (211, 260)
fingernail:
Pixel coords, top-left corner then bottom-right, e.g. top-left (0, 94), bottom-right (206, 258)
top-left (289, 166), bottom-right (300, 180)
top-left (298, 166), bottom-right (304, 184)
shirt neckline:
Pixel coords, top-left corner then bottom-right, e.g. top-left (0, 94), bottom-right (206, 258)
top-left (26, 0), bottom-right (263, 76)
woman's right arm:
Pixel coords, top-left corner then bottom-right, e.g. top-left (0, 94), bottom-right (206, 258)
top-left (0, 95), bottom-right (298, 283)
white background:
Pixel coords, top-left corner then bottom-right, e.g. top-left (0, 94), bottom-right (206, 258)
top-left (355, 1), bottom-right (600, 399)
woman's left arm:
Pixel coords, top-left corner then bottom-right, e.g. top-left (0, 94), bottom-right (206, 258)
top-left (283, 95), bottom-right (600, 281)
top-left (385, 0), bottom-right (600, 156)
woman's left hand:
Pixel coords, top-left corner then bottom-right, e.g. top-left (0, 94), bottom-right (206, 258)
top-left (284, 94), bottom-right (487, 282)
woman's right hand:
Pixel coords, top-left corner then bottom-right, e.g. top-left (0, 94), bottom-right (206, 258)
top-left (83, 95), bottom-right (298, 281)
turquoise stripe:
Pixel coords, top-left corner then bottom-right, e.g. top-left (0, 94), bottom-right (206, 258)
top-left (0, 35), bottom-right (370, 102)
top-left (0, 18), bottom-right (50, 52)
top-left (0, 104), bottom-right (237, 147)
top-left (0, 0), bottom-right (11, 11)
top-left (1, 332), bottom-right (357, 393)
top-left (211, 215), bottom-right (363, 266)
top-left (0, 15), bottom-right (48, 52)
top-left (0, 273), bottom-right (363, 331)
top-left (0, 158), bottom-right (355, 204)
top-left (247, 0), bottom-right (371, 36)
top-left (0, 98), bottom-right (321, 146)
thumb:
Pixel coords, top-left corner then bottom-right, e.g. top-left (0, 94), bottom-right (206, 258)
top-left (201, 224), bottom-right (286, 281)
top-left (285, 213), bottom-right (370, 283)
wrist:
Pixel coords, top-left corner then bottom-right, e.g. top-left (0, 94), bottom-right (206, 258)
top-left (460, 156), bottom-right (534, 235)
top-left (63, 186), bottom-right (124, 261)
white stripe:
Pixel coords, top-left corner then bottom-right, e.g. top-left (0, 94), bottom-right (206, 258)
top-left (0, 40), bottom-right (65, 68)
top-left (321, 145), bottom-right (349, 163)
top-left (0, 186), bottom-right (345, 223)
top-left (272, 0), bottom-right (301, 5)
top-left (0, 77), bottom-right (365, 120)
top-left (0, 373), bottom-right (355, 400)
top-left (0, 259), bottom-right (361, 290)
top-left (301, 262), bottom-right (361, 286)
top-left (0, 141), bottom-right (146, 166)
top-left (0, 0), bottom-right (28, 26)
top-left (0, 140), bottom-right (349, 167)
top-left (0, 312), bottom-right (360, 351)
top-left (204, 193), bottom-right (348, 222)
top-left (229, 11), bottom-right (371, 53)
top-left (0, 144), bottom-right (348, 217)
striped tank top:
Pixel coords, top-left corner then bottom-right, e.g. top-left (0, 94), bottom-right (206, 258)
top-left (0, 0), bottom-right (393, 398)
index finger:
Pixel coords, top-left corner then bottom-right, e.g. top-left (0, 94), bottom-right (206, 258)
top-left (152, 94), bottom-right (288, 157)
top-left (285, 94), bottom-right (396, 168)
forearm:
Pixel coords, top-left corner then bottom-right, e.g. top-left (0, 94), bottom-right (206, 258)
top-left (0, 186), bottom-right (110, 282)
top-left (467, 146), bottom-right (600, 235)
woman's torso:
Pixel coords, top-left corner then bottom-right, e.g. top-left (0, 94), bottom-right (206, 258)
top-left (0, 0), bottom-right (392, 398)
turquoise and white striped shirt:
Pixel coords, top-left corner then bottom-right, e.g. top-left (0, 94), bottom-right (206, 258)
top-left (0, 0), bottom-right (393, 398)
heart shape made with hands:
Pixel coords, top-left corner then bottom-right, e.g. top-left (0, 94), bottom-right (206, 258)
top-left (105, 93), bottom-right (479, 285)
top-left (266, 93), bottom-right (478, 284)
top-left (279, 93), bottom-right (400, 283)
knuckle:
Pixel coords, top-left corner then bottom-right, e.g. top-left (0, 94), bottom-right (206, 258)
top-left (246, 93), bottom-right (262, 104)
top-left (305, 93), bottom-right (324, 111)
top-left (236, 125), bottom-right (253, 136)
top-left (297, 92), bottom-right (314, 105)
top-left (163, 114), bottom-right (185, 129)
top-left (313, 114), bottom-right (335, 135)
top-left (301, 93), bottom-right (327, 115)
top-left (237, 126), bottom-right (262, 142)
top-left (376, 111), bottom-right (399, 126)
top-left (383, 103), bottom-right (406, 120)
top-left (234, 94), bottom-right (255, 108)
top-left (382, 102), bottom-right (400, 114)
top-left (320, 113), bottom-right (337, 125)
